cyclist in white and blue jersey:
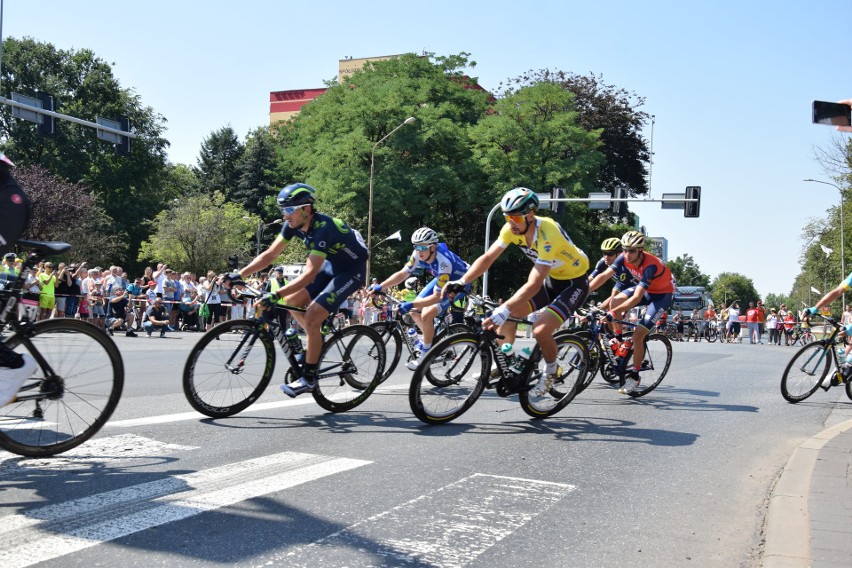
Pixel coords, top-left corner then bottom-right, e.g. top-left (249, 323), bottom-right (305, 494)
top-left (370, 227), bottom-right (470, 368)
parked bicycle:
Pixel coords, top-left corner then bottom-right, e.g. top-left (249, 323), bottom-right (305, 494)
top-left (780, 314), bottom-right (852, 402)
top-left (183, 279), bottom-right (386, 416)
top-left (574, 306), bottom-right (672, 397)
top-left (703, 320), bottom-right (720, 343)
top-left (369, 292), bottom-right (469, 380)
top-left (788, 325), bottom-right (816, 347)
top-left (408, 291), bottom-right (589, 423)
top-left (0, 240), bottom-right (124, 457)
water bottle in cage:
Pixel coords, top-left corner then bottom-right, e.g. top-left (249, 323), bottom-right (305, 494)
top-left (285, 328), bottom-right (304, 356)
top-left (511, 347), bottom-right (532, 374)
top-left (616, 339), bottom-right (633, 358)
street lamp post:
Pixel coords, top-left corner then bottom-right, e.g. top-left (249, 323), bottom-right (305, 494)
top-left (366, 116), bottom-right (415, 281)
top-left (804, 179), bottom-right (846, 308)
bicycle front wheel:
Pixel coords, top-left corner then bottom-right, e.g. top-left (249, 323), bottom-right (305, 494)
top-left (409, 332), bottom-right (488, 424)
top-left (183, 319), bottom-right (275, 418)
top-left (558, 330), bottom-right (597, 393)
top-left (312, 325), bottom-right (385, 413)
top-left (369, 322), bottom-right (402, 382)
top-left (704, 327), bottom-right (717, 343)
top-left (781, 341), bottom-right (831, 403)
top-left (1, 319), bottom-right (124, 457)
top-left (627, 333), bottom-right (672, 398)
top-left (519, 334), bottom-right (588, 418)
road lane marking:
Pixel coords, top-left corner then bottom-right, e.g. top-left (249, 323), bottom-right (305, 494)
top-left (106, 383), bottom-right (409, 429)
top-left (269, 473), bottom-right (576, 567)
top-left (0, 450), bottom-right (371, 568)
top-left (0, 434), bottom-right (197, 473)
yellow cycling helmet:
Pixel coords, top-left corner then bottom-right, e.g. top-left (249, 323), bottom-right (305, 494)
top-left (601, 238), bottom-right (621, 253)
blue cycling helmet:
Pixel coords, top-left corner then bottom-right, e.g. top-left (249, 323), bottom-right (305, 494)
top-left (500, 187), bottom-right (539, 215)
top-left (277, 183), bottom-right (316, 210)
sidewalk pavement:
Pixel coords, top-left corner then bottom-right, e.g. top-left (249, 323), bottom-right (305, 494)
top-left (763, 419), bottom-right (852, 567)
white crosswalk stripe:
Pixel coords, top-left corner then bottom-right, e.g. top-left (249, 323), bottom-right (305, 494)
top-left (0, 450), bottom-right (371, 568)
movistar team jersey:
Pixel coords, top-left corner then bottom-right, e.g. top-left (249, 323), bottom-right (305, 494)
top-left (610, 251), bottom-right (674, 294)
top-left (497, 216), bottom-right (588, 280)
top-left (589, 257), bottom-right (637, 291)
top-left (403, 242), bottom-right (469, 289)
top-left (280, 212), bottom-right (368, 271)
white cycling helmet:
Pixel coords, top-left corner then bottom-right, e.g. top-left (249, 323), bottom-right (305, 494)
top-left (404, 276), bottom-right (419, 290)
top-left (411, 227), bottom-right (439, 245)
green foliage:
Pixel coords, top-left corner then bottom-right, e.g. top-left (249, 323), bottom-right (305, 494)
top-left (234, 127), bottom-right (281, 216)
top-left (668, 254), bottom-right (711, 288)
top-left (137, 192), bottom-right (254, 275)
top-left (710, 272), bottom-right (759, 309)
top-left (196, 126), bottom-right (245, 199)
top-left (0, 36), bottom-right (170, 274)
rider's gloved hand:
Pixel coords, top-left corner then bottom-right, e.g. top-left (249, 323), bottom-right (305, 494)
top-left (442, 279), bottom-right (466, 298)
top-left (805, 306), bottom-right (818, 316)
top-left (370, 284), bottom-right (382, 294)
top-left (488, 305), bottom-right (510, 327)
top-left (605, 311), bottom-right (616, 322)
top-left (260, 293), bottom-right (278, 311)
top-left (397, 302), bottom-right (414, 315)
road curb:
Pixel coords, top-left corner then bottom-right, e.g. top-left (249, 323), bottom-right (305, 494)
top-left (762, 418), bottom-right (852, 567)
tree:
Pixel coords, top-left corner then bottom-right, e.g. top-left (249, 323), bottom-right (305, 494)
top-left (196, 126), bottom-right (245, 199)
top-left (667, 254), bottom-right (711, 288)
top-left (137, 192), bottom-right (254, 275)
top-left (0, 37), bottom-right (170, 274)
top-left (500, 70), bottom-right (651, 200)
top-left (234, 127), bottom-right (281, 217)
top-left (711, 272), bottom-right (759, 309)
top-left (16, 164), bottom-right (123, 263)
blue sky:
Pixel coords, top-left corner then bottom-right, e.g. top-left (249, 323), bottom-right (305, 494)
top-left (4, 0), bottom-right (850, 298)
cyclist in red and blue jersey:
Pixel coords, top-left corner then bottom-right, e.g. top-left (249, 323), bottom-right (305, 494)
top-left (370, 227), bottom-right (470, 369)
top-left (588, 230), bottom-right (674, 394)
top-left (228, 183), bottom-right (369, 398)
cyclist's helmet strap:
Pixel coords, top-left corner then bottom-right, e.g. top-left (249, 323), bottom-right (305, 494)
top-left (500, 187), bottom-right (539, 215)
top-left (411, 227), bottom-right (439, 245)
top-left (277, 183), bottom-right (316, 208)
top-left (601, 237), bottom-right (621, 253)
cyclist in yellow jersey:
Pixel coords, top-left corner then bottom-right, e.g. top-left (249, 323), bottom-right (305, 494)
top-left (444, 187), bottom-right (589, 396)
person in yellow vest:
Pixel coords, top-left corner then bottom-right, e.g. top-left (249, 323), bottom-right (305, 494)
top-left (1, 252), bottom-right (20, 276)
top-left (269, 266), bottom-right (290, 329)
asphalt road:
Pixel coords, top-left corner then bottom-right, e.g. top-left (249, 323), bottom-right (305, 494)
top-left (2, 331), bottom-right (849, 568)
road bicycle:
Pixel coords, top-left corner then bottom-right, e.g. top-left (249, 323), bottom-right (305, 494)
top-left (368, 292), bottom-right (470, 381)
top-left (574, 306), bottom-right (672, 397)
top-left (0, 240), bottom-right (124, 457)
top-left (703, 320), bottom-right (719, 343)
top-left (788, 325), bottom-right (815, 347)
top-left (408, 291), bottom-right (589, 423)
top-left (780, 314), bottom-right (852, 402)
top-left (182, 279), bottom-right (386, 416)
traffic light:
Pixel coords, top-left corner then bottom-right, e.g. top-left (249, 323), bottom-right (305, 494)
top-left (684, 186), bottom-right (701, 218)
top-left (116, 117), bottom-right (131, 156)
top-left (37, 92), bottom-right (55, 137)
top-left (611, 187), bottom-right (627, 217)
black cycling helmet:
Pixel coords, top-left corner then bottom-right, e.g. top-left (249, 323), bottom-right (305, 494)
top-left (277, 183), bottom-right (316, 211)
top-left (500, 187), bottom-right (539, 215)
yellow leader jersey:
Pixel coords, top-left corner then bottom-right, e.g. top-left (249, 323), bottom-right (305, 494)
top-left (497, 216), bottom-right (588, 280)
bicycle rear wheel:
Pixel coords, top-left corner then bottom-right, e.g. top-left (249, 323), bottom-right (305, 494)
top-left (781, 341), bottom-right (831, 403)
top-left (1, 319), bottom-right (124, 457)
top-left (312, 325), bottom-right (385, 413)
top-left (409, 332), bottom-right (488, 424)
top-left (627, 333), bottom-right (672, 398)
top-left (519, 334), bottom-right (587, 418)
top-left (183, 320), bottom-right (275, 418)
top-left (369, 322), bottom-right (402, 382)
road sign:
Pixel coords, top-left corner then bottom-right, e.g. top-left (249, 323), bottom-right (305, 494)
top-left (11, 92), bottom-right (43, 123)
top-left (661, 193), bottom-right (685, 210)
top-left (588, 192), bottom-right (611, 210)
top-left (96, 117), bottom-right (123, 144)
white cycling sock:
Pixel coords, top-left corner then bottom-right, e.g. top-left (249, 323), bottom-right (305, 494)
top-left (545, 360), bottom-right (557, 375)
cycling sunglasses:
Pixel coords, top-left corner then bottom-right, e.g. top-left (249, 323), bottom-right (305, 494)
top-left (413, 245), bottom-right (432, 252)
top-left (280, 203), bottom-right (309, 216)
top-left (504, 213), bottom-right (527, 223)
top-left (622, 247), bottom-right (642, 254)
top-left (602, 251), bottom-right (619, 257)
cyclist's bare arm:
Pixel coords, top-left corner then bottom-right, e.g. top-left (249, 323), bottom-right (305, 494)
top-left (588, 267), bottom-right (616, 293)
top-left (239, 235), bottom-right (287, 279)
top-left (373, 267), bottom-right (410, 294)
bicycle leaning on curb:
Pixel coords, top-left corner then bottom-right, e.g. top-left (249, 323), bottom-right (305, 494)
top-left (182, 278), bottom-right (386, 416)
